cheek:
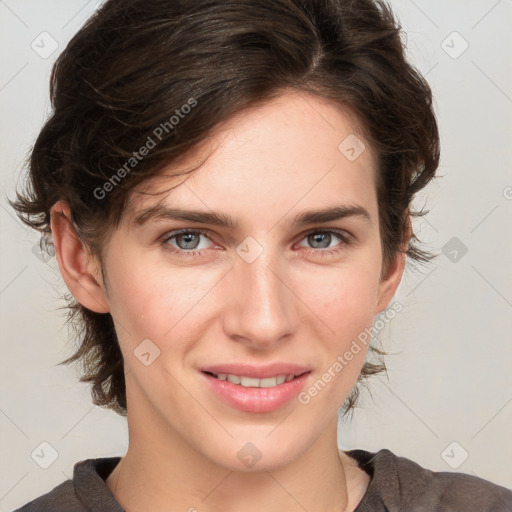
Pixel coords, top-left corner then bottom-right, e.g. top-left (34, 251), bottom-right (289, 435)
top-left (105, 255), bottom-right (217, 353)
top-left (293, 271), bottom-right (380, 412)
top-left (301, 261), bottom-right (380, 335)
top-left (300, 261), bottom-right (380, 377)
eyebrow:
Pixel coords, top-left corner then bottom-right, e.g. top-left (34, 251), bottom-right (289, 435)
top-left (132, 203), bottom-right (371, 229)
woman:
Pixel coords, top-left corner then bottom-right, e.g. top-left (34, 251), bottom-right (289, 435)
top-left (10, 0), bottom-right (512, 510)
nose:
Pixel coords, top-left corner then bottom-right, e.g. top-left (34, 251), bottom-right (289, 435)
top-left (221, 243), bottom-right (298, 350)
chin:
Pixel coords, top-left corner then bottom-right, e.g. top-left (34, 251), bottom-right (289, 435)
top-left (200, 432), bottom-right (309, 473)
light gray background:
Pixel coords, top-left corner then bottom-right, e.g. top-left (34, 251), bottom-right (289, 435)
top-left (1, 0), bottom-right (511, 509)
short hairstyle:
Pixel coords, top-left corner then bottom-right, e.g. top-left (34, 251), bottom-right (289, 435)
top-left (8, 0), bottom-right (440, 417)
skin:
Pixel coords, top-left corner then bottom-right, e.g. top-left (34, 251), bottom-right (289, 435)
top-left (50, 90), bottom-right (408, 512)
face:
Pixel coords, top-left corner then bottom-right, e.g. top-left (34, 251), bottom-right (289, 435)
top-left (56, 90), bottom-right (404, 472)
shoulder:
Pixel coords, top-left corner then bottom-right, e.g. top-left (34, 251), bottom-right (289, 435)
top-left (12, 457), bottom-right (122, 512)
top-left (345, 448), bottom-right (512, 512)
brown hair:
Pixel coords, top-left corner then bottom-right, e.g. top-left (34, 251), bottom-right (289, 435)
top-left (8, 0), bottom-right (440, 417)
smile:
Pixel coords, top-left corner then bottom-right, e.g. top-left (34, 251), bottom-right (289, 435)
top-left (204, 372), bottom-right (303, 388)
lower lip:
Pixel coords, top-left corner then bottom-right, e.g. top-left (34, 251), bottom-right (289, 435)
top-left (201, 371), bottom-right (311, 413)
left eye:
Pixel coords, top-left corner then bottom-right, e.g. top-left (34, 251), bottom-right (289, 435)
top-left (297, 230), bottom-right (348, 250)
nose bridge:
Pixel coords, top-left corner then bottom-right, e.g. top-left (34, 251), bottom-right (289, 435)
top-left (225, 237), bottom-right (296, 345)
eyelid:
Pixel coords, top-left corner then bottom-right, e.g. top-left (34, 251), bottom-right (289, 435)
top-left (295, 227), bottom-right (353, 243)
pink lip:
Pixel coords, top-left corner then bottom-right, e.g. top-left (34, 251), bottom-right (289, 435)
top-left (200, 370), bottom-right (311, 413)
top-left (200, 362), bottom-right (310, 379)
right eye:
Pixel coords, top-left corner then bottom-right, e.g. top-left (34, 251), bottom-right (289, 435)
top-left (159, 229), bottom-right (215, 257)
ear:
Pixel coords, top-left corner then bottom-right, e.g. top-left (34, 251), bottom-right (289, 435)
top-left (50, 200), bottom-right (110, 313)
top-left (374, 213), bottom-right (410, 314)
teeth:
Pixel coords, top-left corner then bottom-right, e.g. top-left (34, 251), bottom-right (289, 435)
top-left (226, 374), bottom-right (241, 384)
top-left (214, 373), bottom-right (298, 387)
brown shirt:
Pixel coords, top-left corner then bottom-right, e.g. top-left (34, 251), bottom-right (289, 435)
top-left (14, 448), bottom-right (512, 511)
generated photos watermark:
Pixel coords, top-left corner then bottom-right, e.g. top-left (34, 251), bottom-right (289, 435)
top-left (93, 97), bottom-right (198, 200)
top-left (298, 300), bottom-right (403, 405)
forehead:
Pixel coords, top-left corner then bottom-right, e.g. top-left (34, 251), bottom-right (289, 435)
top-left (123, 91), bottom-right (378, 228)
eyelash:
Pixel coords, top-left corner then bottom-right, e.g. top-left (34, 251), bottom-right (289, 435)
top-left (158, 228), bottom-right (352, 258)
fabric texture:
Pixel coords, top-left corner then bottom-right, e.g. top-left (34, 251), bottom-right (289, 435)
top-left (14, 448), bottom-right (512, 511)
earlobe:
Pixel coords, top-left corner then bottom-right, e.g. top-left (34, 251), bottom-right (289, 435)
top-left (50, 201), bottom-right (110, 314)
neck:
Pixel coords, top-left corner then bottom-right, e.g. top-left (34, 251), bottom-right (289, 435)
top-left (107, 427), bottom-right (354, 512)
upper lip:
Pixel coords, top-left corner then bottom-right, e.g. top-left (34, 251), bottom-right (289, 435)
top-left (200, 363), bottom-right (311, 379)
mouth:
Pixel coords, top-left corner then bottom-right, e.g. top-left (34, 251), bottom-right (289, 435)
top-left (200, 368), bottom-right (312, 413)
top-left (202, 370), bottom-right (310, 388)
